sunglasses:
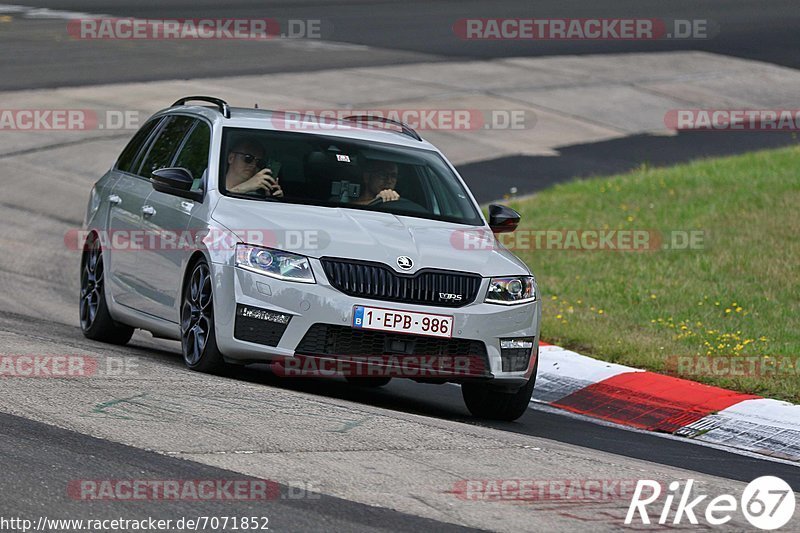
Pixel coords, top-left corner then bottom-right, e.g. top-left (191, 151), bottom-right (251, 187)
top-left (232, 152), bottom-right (267, 168)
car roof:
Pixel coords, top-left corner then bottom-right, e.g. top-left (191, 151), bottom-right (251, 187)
top-left (154, 105), bottom-right (441, 151)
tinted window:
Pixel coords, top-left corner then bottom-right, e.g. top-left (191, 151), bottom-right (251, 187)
top-left (116, 118), bottom-right (161, 173)
top-left (172, 121), bottom-right (211, 188)
top-left (220, 127), bottom-right (482, 225)
top-left (137, 115), bottom-right (195, 178)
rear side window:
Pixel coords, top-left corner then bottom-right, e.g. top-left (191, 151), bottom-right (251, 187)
top-left (172, 121), bottom-right (211, 185)
top-left (136, 115), bottom-right (195, 178)
top-left (116, 118), bottom-right (161, 173)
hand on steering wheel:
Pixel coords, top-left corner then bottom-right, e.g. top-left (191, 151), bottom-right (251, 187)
top-left (367, 189), bottom-right (400, 206)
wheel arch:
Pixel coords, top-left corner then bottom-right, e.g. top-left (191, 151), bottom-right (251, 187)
top-left (181, 250), bottom-right (210, 298)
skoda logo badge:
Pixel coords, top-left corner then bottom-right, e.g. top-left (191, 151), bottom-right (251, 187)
top-left (397, 256), bottom-right (413, 270)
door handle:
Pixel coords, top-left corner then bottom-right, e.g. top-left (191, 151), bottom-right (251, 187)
top-left (180, 200), bottom-right (194, 211)
top-left (108, 194), bottom-right (122, 206)
top-left (141, 205), bottom-right (157, 217)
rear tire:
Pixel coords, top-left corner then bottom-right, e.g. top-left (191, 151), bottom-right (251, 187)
top-left (79, 234), bottom-right (134, 345)
top-left (180, 259), bottom-right (226, 374)
top-left (462, 373), bottom-right (536, 421)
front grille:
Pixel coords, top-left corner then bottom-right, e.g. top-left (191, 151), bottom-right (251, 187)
top-left (295, 323), bottom-right (491, 376)
top-left (320, 257), bottom-right (482, 307)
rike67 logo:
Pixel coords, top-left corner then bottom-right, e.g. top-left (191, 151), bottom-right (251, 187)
top-left (627, 476), bottom-right (796, 530)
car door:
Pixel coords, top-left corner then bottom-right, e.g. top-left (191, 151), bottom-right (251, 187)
top-left (105, 117), bottom-right (164, 310)
top-left (118, 114), bottom-right (200, 312)
top-left (136, 117), bottom-right (211, 321)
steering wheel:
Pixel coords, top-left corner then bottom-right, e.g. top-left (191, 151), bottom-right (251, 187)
top-left (368, 196), bottom-right (427, 213)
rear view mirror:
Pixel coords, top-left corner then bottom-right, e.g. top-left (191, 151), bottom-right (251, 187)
top-left (488, 204), bottom-right (521, 233)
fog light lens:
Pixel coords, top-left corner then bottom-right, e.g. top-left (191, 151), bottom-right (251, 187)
top-left (500, 337), bottom-right (535, 372)
top-left (500, 339), bottom-right (534, 349)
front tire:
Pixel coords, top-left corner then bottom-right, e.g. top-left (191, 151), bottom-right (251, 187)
top-left (180, 259), bottom-right (226, 373)
top-left (79, 235), bottom-right (134, 345)
top-left (462, 373), bottom-right (536, 421)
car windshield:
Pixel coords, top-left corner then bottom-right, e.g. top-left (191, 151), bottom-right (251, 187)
top-left (219, 127), bottom-right (483, 225)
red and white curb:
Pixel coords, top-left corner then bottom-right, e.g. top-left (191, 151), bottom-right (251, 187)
top-left (534, 343), bottom-right (800, 462)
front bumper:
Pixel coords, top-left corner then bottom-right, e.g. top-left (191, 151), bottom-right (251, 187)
top-left (211, 259), bottom-right (541, 382)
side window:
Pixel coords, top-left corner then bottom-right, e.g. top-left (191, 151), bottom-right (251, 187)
top-left (172, 121), bottom-right (211, 189)
top-left (136, 115), bottom-right (195, 178)
top-left (115, 118), bottom-right (161, 173)
top-left (425, 166), bottom-right (468, 220)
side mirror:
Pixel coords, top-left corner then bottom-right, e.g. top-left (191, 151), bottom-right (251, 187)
top-left (151, 167), bottom-right (202, 201)
top-left (488, 204), bottom-right (521, 233)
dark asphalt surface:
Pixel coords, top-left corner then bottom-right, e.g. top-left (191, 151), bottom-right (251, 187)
top-left (228, 363), bottom-right (800, 492)
top-left (0, 409), bottom-right (479, 533)
top-left (461, 130), bottom-right (800, 202)
top-left (4, 313), bottom-right (800, 502)
top-left (1, 311), bottom-right (798, 531)
top-left (0, 0), bottom-right (799, 90)
top-left (3, 0), bottom-right (797, 202)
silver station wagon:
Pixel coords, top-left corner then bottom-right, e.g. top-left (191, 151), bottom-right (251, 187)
top-left (80, 96), bottom-right (541, 420)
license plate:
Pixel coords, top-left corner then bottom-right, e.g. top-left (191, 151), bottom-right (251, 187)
top-left (352, 305), bottom-right (454, 339)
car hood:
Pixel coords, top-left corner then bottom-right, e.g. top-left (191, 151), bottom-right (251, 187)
top-left (211, 200), bottom-right (530, 277)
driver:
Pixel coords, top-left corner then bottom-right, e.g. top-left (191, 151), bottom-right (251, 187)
top-left (225, 138), bottom-right (283, 198)
top-left (353, 160), bottom-right (400, 205)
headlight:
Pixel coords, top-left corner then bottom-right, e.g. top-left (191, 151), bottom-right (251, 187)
top-left (235, 244), bottom-right (316, 283)
top-left (485, 276), bottom-right (536, 305)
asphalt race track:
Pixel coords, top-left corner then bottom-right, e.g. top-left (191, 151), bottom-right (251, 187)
top-left (0, 1), bottom-right (798, 531)
top-left (0, 0), bottom-right (798, 89)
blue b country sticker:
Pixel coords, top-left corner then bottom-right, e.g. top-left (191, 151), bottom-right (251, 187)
top-left (353, 305), bottom-right (365, 327)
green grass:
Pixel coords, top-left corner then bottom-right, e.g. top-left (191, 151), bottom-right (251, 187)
top-left (503, 146), bottom-right (800, 401)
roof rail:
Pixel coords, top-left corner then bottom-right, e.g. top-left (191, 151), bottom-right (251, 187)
top-left (171, 96), bottom-right (230, 118)
top-left (343, 115), bottom-right (422, 141)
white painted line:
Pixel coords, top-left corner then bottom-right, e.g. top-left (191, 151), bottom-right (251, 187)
top-left (0, 4), bottom-right (109, 18)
